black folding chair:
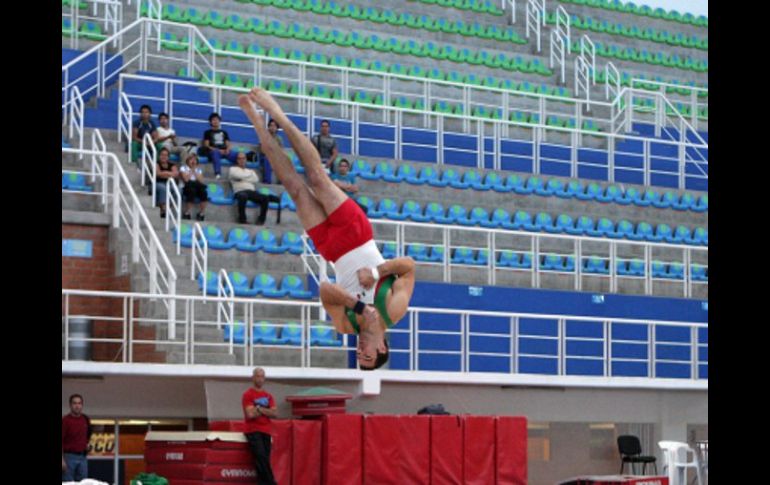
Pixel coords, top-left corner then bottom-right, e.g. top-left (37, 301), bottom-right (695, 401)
top-left (617, 435), bottom-right (658, 475)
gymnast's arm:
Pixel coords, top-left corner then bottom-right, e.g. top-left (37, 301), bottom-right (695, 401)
top-left (320, 281), bottom-right (377, 333)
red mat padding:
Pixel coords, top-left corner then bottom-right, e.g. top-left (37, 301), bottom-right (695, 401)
top-left (146, 463), bottom-right (256, 482)
top-left (322, 414), bottom-right (363, 485)
top-left (496, 416), bottom-right (528, 485)
top-left (363, 415), bottom-right (401, 484)
top-left (463, 416), bottom-right (496, 485)
top-left (145, 440), bottom-right (248, 451)
top-left (430, 416), bottom-right (464, 485)
top-left (397, 415), bottom-right (431, 485)
top-left (293, 420), bottom-right (322, 485)
top-left (270, 420), bottom-right (293, 485)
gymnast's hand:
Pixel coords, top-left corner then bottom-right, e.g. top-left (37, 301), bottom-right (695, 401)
top-left (357, 268), bottom-right (375, 290)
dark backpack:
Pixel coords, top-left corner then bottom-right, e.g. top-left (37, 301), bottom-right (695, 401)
top-left (417, 404), bottom-right (450, 415)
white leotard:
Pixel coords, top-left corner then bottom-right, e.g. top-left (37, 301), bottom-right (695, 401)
top-left (330, 240), bottom-right (385, 304)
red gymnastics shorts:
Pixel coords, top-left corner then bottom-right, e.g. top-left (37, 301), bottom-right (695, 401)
top-left (307, 198), bottom-right (373, 263)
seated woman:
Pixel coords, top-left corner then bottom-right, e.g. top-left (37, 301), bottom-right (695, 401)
top-left (179, 154), bottom-right (208, 221)
top-left (155, 148), bottom-right (179, 219)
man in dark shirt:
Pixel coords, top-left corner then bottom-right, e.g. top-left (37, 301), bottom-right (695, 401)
top-left (242, 368), bottom-right (278, 485)
top-left (62, 394), bottom-right (92, 481)
top-left (311, 119), bottom-right (339, 173)
top-left (131, 104), bottom-right (158, 163)
top-left (202, 112), bottom-right (239, 179)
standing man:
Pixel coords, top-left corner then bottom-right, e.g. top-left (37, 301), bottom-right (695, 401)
top-left (229, 151), bottom-right (270, 225)
top-left (311, 119), bottom-right (339, 174)
top-left (258, 119), bottom-right (284, 184)
top-left (62, 394), bottom-right (92, 481)
top-left (242, 368), bottom-right (278, 485)
top-left (131, 104), bottom-right (158, 164)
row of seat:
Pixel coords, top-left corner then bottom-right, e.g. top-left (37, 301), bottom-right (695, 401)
top-left (622, 97), bottom-right (707, 120)
top-left (546, 12), bottom-right (708, 51)
top-left (175, 225), bottom-right (303, 253)
top-left (62, 20), bottom-right (107, 42)
top-left (224, 320), bottom-right (342, 346)
top-left (162, 1), bottom-right (514, 46)
top-left (553, 0), bottom-right (708, 28)
top-left (389, 242), bottom-right (708, 280)
top-left (199, 270), bottom-right (313, 298)
top-left (316, 161), bottom-right (708, 212)
top-left (361, 200), bottom-right (709, 245)
top-left (158, 5), bottom-right (706, 74)
top-left (346, 0), bottom-right (505, 16)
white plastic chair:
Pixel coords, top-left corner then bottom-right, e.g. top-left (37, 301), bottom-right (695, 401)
top-left (659, 440), bottom-right (703, 485)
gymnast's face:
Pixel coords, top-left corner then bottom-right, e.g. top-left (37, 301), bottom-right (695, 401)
top-left (357, 323), bottom-right (387, 369)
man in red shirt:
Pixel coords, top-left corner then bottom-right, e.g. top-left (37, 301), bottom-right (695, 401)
top-left (62, 394), bottom-right (91, 481)
top-left (242, 367), bottom-right (278, 485)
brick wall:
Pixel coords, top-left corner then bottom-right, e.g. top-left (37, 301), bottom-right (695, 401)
top-left (62, 224), bottom-right (163, 363)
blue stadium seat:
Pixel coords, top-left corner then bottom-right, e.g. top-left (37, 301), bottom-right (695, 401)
top-left (555, 180), bottom-right (582, 199)
top-left (654, 191), bottom-right (678, 209)
top-left (389, 164), bottom-right (416, 183)
top-left (586, 218), bottom-right (614, 238)
top-left (424, 202), bottom-right (446, 223)
top-left (452, 247), bottom-right (476, 264)
top-left (381, 242), bottom-right (397, 259)
top-left (666, 262), bottom-right (684, 280)
top-left (207, 184), bottom-right (234, 205)
top-left (253, 321), bottom-right (283, 345)
top-left (498, 174), bottom-right (524, 193)
top-left (630, 222), bottom-right (653, 242)
top-left (627, 259), bottom-right (645, 277)
top-left (62, 172), bottom-right (93, 192)
top-left (355, 195), bottom-right (374, 214)
top-left (350, 159), bottom-right (373, 177)
top-left (223, 321), bottom-right (246, 345)
top-left (539, 179), bottom-right (563, 197)
top-left (566, 216), bottom-right (594, 236)
top-left (670, 226), bottom-right (691, 244)
top-left (692, 194), bottom-right (708, 212)
top-left (407, 166), bottom-right (439, 185)
top-left (674, 193), bottom-right (695, 211)
top-left (609, 220), bottom-right (634, 239)
top-left (685, 227), bottom-right (708, 246)
top-left (616, 260), bottom-right (631, 276)
top-left (452, 170), bottom-right (481, 190)
top-left (433, 168), bottom-right (461, 188)
top-left (616, 186), bottom-right (637, 206)
top-left (641, 189), bottom-right (661, 207)
top-left (229, 271), bottom-right (259, 297)
top-left (597, 185), bottom-right (623, 203)
top-left (227, 228), bottom-right (255, 252)
top-left (364, 161), bottom-right (396, 181)
top-left (280, 191), bottom-right (297, 211)
top-left (197, 270), bottom-right (219, 295)
top-left (255, 229), bottom-right (283, 253)
top-left (475, 249), bottom-right (489, 266)
top-left (651, 223), bottom-right (673, 243)
top-left (435, 204), bottom-right (468, 225)
top-left (281, 322), bottom-right (303, 345)
top-left (280, 275), bottom-right (313, 299)
top-left (203, 225), bottom-right (235, 250)
top-left (498, 250), bottom-right (519, 268)
top-left (256, 273), bottom-right (288, 298)
top-left (551, 214), bottom-right (573, 234)
top-left (481, 208), bottom-right (511, 229)
top-left (370, 198), bottom-right (401, 219)
top-left (577, 182), bottom-right (602, 201)
top-left (427, 245), bottom-right (446, 263)
top-left (515, 176), bottom-right (544, 195)
top-left (533, 212), bottom-right (555, 232)
top-left (400, 200), bottom-right (424, 222)
top-left (651, 261), bottom-right (668, 278)
top-left (512, 252), bottom-right (532, 269)
top-left (511, 210), bottom-right (534, 231)
top-left (583, 256), bottom-right (609, 275)
top-left (541, 254), bottom-right (564, 271)
top-left (477, 172), bottom-right (503, 191)
top-left (280, 232), bottom-right (304, 255)
top-left (460, 207), bottom-right (490, 226)
top-left (406, 243), bottom-right (431, 262)
top-left (173, 224), bottom-right (194, 248)
top-left (310, 324), bottom-right (342, 346)
top-left (564, 256), bottom-right (576, 272)
top-left (691, 264), bottom-right (708, 281)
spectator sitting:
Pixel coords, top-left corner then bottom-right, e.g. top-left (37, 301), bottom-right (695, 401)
top-left (179, 154), bottom-right (208, 221)
top-left (131, 104), bottom-right (158, 164)
top-left (155, 148), bottom-right (179, 219)
top-left (311, 119), bottom-right (338, 173)
top-left (202, 112), bottom-right (239, 179)
top-left (156, 112), bottom-right (189, 165)
top-left (229, 151), bottom-right (270, 225)
top-left (331, 158), bottom-right (368, 214)
top-left (257, 119), bottom-right (284, 184)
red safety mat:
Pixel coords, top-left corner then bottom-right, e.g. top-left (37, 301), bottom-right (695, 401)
top-left (145, 440), bottom-right (248, 451)
top-left (208, 421), bottom-right (247, 432)
top-left (463, 416), bottom-right (496, 485)
top-left (322, 414), bottom-right (363, 485)
top-left (363, 415), bottom-right (401, 484)
top-left (560, 476), bottom-right (669, 485)
top-left (293, 420), bottom-right (322, 485)
top-left (147, 463), bottom-right (257, 482)
top-left (496, 416), bottom-right (528, 485)
top-left (430, 416), bottom-right (464, 485)
top-left (270, 420), bottom-right (293, 485)
top-left (397, 415), bottom-right (431, 485)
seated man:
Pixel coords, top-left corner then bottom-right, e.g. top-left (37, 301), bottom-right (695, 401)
top-left (331, 158), bottom-right (368, 214)
top-left (202, 112), bottom-right (239, 179)
top-left (155, 148), bottom-right (179, 219)
top-left (229, 151), bottom-right (270, 225)
top-left (239, 89), bottom-right (416, 370)
top-left (156, 112), bottom-right (189, 165)
top-left (257, 119), bottom-right (284, 184)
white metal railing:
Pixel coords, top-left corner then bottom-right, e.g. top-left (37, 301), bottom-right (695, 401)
top-left (575, 56), bottom-right (591, 109)
top-left (191, 222), bottom-right (208, 294)
top-left (62, 144), bottom-right (177, 330)
top-left (580, 35), bottom-right (596, 85)
top-left (216, 268), bottom-right (234, 336)
top-left (68, 86), bottom-right (85, 158)
top-left (60, 288), bottom-right (708, 386)
top-left (120, 73), bottom-right (709, 190)
top-left (526, 0), bottom-right (543, 52)
top-left (117, 91), bottom-right (132, 145)
top-left (63, 0), bottom-right (123, 51)
top-left (502, 0), bottom-right (517, 24)
top-left (605, 62), bottom-right (621, 102)
top-left (138, 0), bottom-right (163, 47)
top-left (165, 178), bottom-right (182, 255)
top-left (632, 78), bottom-right (708, 131)
top-left (140, 132), bottom-right (158, 205)
top-left (549, 30), bottom-right (566, 84)
top-left (89, 129), bottom-right (109, 205)
top-left (555, 5), bottom-right (571, 54)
